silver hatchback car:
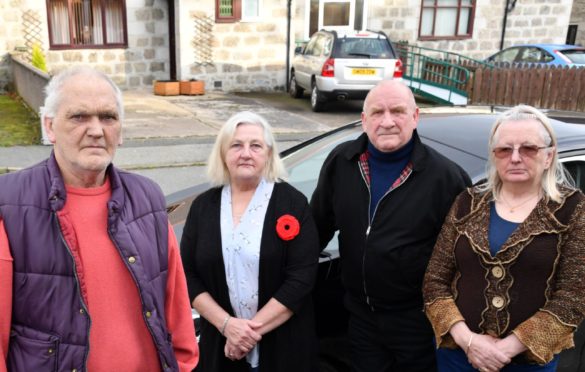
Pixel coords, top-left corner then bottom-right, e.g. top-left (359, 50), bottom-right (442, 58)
top-left (289, 29), bottom-right (403, 112)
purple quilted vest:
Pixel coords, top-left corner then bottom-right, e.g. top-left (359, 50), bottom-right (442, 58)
top-left (0, 153), bottom-right (179, 371)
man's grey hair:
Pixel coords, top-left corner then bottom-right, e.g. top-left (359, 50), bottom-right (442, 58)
top-left (41, 66), bottom-right (124, 120)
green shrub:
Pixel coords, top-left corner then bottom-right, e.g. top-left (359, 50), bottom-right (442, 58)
top-left (31, 44), bottom-right (47, 73)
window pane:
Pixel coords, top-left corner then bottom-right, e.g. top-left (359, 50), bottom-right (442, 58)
top-left (435, 8), bottom-right (456, 36)
top-left (219, 0), bottom-right (234, 16)
top-left (457, 8), bottom-right (469, 35)
top-left (493, 48), bottom-right (520, 63)
top-left (437, 0), bottom-right (458, 5)
top-left (423, 0), bottom-right (435, 5)
top-left (520, 47), bottom-right (544, 63)
top-left (104, 0), bottom-right (124, 43)
top-left (420, 8), bottom-right (434, 36)
top-left (323, 2), bottom-right (350, 26)
top-left (243, 0), bottom-right (259, 18)
top-left (49, 0), bottom-right (71, 44)
top-left (461, 0), bottom-right (472, 5)
top-left (71, 0), bottom-right (95, 45)
top-left (92, 0), bottom-right (103, 44)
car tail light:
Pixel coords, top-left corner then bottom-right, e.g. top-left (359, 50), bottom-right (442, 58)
top-left (393, 59), bottom-right (403, 78)
top-left (554, 50), bottom-right (572, 64)
top-left (321, 58), bottom-right (335, 77)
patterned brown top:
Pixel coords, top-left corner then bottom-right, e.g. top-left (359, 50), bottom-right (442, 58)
top-left (423, 187), bottom-right (585, 364)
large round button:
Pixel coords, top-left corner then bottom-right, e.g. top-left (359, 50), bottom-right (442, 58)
top-left (128, 256), bottom-right (136, 264)
top-left (492, 296), bottom-right (505, 308)
top-left (491, 266), bottom-right (504, 278)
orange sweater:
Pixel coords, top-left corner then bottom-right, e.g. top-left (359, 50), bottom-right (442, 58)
top-left (0, 181), bottom-right (198, 371)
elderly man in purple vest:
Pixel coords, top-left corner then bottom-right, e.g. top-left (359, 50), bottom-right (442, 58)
top-left (0, 66), bottom-right (199, 371)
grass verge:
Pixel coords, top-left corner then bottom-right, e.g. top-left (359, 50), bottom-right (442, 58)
top-left (0, 94), bottom-right (41, 146)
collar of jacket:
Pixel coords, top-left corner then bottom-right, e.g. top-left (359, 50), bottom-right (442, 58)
top-left (453, 188), bottom-right (575, 263)
top-left (47, 151), bottom-right (124, 215)
top-left (343, 130), bottom-right (428, 172)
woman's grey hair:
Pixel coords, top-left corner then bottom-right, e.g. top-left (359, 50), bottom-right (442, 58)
top-left (478, 104), bottom-right (573, 202)
top-left (40, 66), bottom-right (124, 120)
top-left (207, 111), bottom-right (287, 186)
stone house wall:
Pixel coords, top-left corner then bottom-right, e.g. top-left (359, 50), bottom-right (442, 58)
top-left (176, 0), bottom-right (290, 92)
top-left (570, 0), bottom-right (585, 46)
top-left (368, 0), bottom-right (573, 60)
top-left (0, 0), bottom-right (171, 91)
top-left (0, 0), bottom-right (38, 92)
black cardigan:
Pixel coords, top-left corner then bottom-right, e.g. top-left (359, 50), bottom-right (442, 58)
top-left (181, 182), bottom-right (319, 372)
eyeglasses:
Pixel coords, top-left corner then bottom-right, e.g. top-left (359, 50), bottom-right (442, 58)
top-left (492, 145), bottom-right (551, 159)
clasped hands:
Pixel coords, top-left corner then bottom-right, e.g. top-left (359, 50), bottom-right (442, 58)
top-left (465, 333), bottom-right (525, 372)
top-left (223, 317), bottom-right (263, 361)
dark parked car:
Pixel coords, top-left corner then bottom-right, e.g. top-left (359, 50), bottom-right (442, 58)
top-left (289, 29), bottom-right (403, 112)
top-left (167, 113), bottom-right (585, 372)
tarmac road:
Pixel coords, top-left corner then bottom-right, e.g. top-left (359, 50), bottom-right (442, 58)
top-left (0, 90), bottom-right (363, 196)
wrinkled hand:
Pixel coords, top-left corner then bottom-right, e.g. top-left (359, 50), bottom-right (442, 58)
top-left (467, 334), bottom-right (511, 372)
top-left (224, 317), bottom-right (263, 354)
top-left (224, 341), bottom-right (247, 361)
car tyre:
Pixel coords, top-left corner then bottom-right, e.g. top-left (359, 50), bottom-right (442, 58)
top-left (289, 72), bottom-right (304, 98)
top-left (311, 82), bottom-right (326, 112)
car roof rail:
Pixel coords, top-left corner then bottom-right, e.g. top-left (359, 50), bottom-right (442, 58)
top-left (366, 29), bottom-right (386, 39)
top-left (319, 28), bottom-right (338, 39)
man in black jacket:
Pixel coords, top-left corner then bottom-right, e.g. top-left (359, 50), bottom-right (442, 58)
top-left (310, 80), bottom-right (471, 371)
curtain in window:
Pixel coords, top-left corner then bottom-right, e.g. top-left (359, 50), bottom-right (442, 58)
top-left (49, 0), bottom-right (71, 44)
top-left (420, 0), bottom-right (472, 37)
top-left (92, 0), bottom-right (104, 44)
top-left (48, 0), bottom-right (125, 46)
top-left (104, 0), bottom-right (124, 43)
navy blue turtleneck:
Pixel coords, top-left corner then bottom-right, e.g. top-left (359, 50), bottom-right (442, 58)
top-left (367, 138), bottom-right (414, 219)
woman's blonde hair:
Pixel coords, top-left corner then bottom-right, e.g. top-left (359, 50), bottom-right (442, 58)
top-left (479, 104), bottom-right (573, 202)
top-left (206, 111), bottom-right (287, 186)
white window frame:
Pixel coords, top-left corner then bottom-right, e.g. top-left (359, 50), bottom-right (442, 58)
top-left (318, 0), bottom-right (355, 32)
top-left (240, 0), bottom-right (262, 22)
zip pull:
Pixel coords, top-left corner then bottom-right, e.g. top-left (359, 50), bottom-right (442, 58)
top-left (366, 225), bottom-right (371, 236)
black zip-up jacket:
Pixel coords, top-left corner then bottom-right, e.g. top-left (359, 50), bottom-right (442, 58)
top-left (310, 131), bottom-right (471, 311)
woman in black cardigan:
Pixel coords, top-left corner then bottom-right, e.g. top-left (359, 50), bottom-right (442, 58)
top-left (181, 111), bottom-right (320, 372)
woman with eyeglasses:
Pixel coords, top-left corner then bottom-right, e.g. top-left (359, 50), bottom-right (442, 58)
top-left (423, 105), bottom-right (585, 372)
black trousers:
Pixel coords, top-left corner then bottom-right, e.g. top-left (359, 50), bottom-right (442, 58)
top-left (346, 296), bottom-right (437, 372)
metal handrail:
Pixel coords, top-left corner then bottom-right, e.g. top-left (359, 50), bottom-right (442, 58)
top-left (396, 42), bottom-right (494, 69)
top-left (395, 42), bottom-right (494, 105)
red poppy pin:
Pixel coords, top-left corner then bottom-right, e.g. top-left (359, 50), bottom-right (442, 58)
top-left (276, 214), bottom-right (300, 241)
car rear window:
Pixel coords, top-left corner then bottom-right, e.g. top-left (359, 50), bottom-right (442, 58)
top-left (333, 37), bottom-right (396, 59)
top-left (560, 49), bottom-right (585, 64)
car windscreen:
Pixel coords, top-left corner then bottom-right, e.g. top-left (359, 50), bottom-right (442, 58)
top-left (334, 37), bottom-right (395, 59)
top-left (560, 49), bottom-right (585, 64)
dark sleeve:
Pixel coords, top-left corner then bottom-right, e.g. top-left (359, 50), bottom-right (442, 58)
top-left (273, 192), bottom-right (320, 314)
top-left (180, 196), bottom-right (206, 303)
top-left (309, 150), bottom-right (338, 251)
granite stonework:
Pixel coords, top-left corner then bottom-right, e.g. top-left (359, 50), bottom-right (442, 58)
top-left (293, 0), bottom-right (575, 62)
top-left (570, 0), bottom-right (585, 46)
top-left (0, 0), bottom-right (170, 91)
top-left (1, 0), bottom-right (583, 95)
top-left (365, 0), bottom-right (574, 60)
top-left (176, 0), bottom-right (290, 93)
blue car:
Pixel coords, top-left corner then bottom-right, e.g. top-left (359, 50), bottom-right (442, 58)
top-left (486, 44), bottom-right (585, 66)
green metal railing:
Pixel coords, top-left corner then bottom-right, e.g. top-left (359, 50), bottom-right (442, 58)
top-left (395, 42), bottom-right (494, 105)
